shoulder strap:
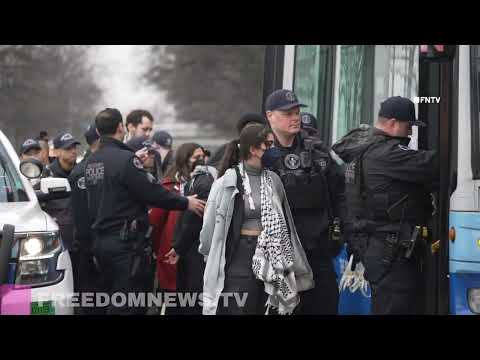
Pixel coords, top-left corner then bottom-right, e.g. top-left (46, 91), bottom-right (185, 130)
top-left (234, 166), bottom-right (244, 196)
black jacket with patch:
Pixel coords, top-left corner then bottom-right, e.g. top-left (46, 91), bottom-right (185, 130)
top-left (84, 136), bottom-right (188, 233)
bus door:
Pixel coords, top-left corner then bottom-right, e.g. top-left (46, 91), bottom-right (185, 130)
top-left (417, 45), bottom-right (457, 314)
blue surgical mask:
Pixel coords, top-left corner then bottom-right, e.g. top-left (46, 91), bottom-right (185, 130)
top-left (261, 147), bottom-right (283, 169)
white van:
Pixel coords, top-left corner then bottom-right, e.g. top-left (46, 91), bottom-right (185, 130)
top-left (0, 130), bottom-right (74, 315)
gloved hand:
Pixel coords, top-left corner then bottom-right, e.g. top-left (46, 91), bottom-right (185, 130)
top-left (339, 255), bottom-right (355, 292)
top-left (339, 255), bottom-right (371, 298)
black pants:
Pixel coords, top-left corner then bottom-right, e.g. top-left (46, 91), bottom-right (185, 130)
top-left (175, 246), bottom-right (205, 315)
top-left (93, 231), bottom-right (154, 315)
top-left (76, 248), bottom-right (106, 315)
top-left (294, 248), bottom-right (339, 315)
top-left (364, 233), bottom-right (422, 315)
top-left (217, 235), bottom-right (267, 315)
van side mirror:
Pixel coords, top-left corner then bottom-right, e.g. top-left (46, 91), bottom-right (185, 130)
top-left (19, 159), bottom-right (44, 179)
top-left (36, 178), bottom-right (71, 202)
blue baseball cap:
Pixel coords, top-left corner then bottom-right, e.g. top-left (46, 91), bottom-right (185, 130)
top-left (378, 96), bottom-right (426, 127)
top-left (53, 132), bottom-right (81, 150)
top-left (152, 130), bottom-right (173, 148)
top-left (265, 89), bottom-right (307, 112)
top-left (84, 123), bottom-right (100, 146)
top-left (126, 135), bottom-right (152, 153)
top-left (300, 112), bottom-right (318, 129)
top-left (20, 138), bottom-right (41, 154)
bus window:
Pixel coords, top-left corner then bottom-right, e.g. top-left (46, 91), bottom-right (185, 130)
top-left (373, 45), bottom-right (419, 149)
top-left (373, 45), bottom-right (419, 123)
top-left (334, 45), bottom-right (419, 144)
top-left (293, 45), bottom-right (334, 144)
top-left (335, 45), bottom-right (375, 140)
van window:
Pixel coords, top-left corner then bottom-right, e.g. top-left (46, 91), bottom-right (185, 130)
top-left (0, 143), bottom-right (28, 202)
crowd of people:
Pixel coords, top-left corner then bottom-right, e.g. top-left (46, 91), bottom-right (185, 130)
top-left (17, 89), bottom-right (438, 316)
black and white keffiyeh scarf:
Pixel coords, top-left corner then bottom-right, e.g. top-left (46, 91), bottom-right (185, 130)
top-left (251, 170), bottom-right (300, 315)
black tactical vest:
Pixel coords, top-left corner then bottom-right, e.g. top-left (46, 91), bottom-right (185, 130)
top-left (274, 131), bottom-right (330, 210)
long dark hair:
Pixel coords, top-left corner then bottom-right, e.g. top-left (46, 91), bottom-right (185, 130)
top-left (165, 142), bottom-right (202, 182)
top-left (217, 123), bottom-right (271, 177)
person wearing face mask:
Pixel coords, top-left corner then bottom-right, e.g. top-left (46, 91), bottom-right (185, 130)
top-left (149, 143), bottom-right (214, 314)
top-left (163, 144), bottom-right (216, 314)
top-left (199, 124), bottom-right (314, 315)
top-left (334, 96), bottom-right (438, 315)
top-left (264, 89), bottom-right (346, 315)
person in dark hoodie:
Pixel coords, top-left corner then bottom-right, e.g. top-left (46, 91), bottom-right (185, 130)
top-left (148, 143), bottom-right (200, 304)
top-left (163, 143), bottom-right (216, 315)
top-left (68, 123), bottom-right (102, 313)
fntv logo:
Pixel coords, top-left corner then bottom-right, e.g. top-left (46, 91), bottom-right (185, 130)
top-left (413, 97), bottom-right (441, 104)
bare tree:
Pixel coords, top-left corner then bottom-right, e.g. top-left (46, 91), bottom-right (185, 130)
top-left (0, 45), bottom-right (102, 148)
top-left (144, 45), bottom-right (266, 138)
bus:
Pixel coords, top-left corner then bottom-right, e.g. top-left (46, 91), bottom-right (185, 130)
top-left (262, 45), bottom-right (479, 315)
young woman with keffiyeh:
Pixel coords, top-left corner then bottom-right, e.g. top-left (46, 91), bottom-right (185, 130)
top-left (199, 124), bottom-right (314, 315)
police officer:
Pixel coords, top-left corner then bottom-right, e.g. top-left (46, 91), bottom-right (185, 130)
top-left (351, 96), bottom-right (438, 315)
top-left (300, 112), bottom-right (320, 137)
top-left (331, 124), bottom-right (373, 270)
top-left (42, 132), bottom-right (81, 273)
top-left (264, 89), bottom-right (346, 315)
top-left (68, 123), bottom-right (102, 314)
top-left (84, 108), bottom-right (205, 315)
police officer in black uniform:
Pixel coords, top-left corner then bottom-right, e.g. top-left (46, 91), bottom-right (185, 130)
top-left (264, 89), bottom-right (346, 315)
top-left (300, 112), bottom-right (319, 137)
top-left (349, 96), bottom-right (438, 315)
top-left (68, 123), bottom-right (102, 314)
top-left (84, 108), bottom-right (206, 315)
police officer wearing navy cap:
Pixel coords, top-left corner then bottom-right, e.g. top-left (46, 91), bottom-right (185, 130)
top-left (354, 96), bottom-right (438, 314)
top-left (264, 89), bottom-right (346, 315)
top-left (19, 138), bottom-right (42, 161)
top-left (42, 132), bottom-right (81, 251)
top-left (84, 108), bottom-right (205, 315)
top-left (300, 112), bottom-right (320, 137)
top-left (68, 123), bottom-right (102, 312)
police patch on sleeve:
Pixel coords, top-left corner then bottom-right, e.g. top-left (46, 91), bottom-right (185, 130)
top-left (77, 176), bottom-right (86, 190)
top-left (133, 157), bottom-right (144, 169)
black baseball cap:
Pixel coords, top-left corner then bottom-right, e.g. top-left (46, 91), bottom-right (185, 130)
top-left (53, 132), bottom-right (81, 150)
top-left (127, 135), bottom-right (152, 153)
top-left (300, 112), bottom-right (318, 129)
top-left (265, 89), bottom-right (307, 112)
top-left (84, 123), bottom-right (100, 146)
top-left (20, 138), bottom-right (41, 154)
top-left (236, 113), bottom-right (266, 134)
top-left (152, 130), bottom-right (173, 148)
top-left (378, 96), bottom-right (426, 127)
